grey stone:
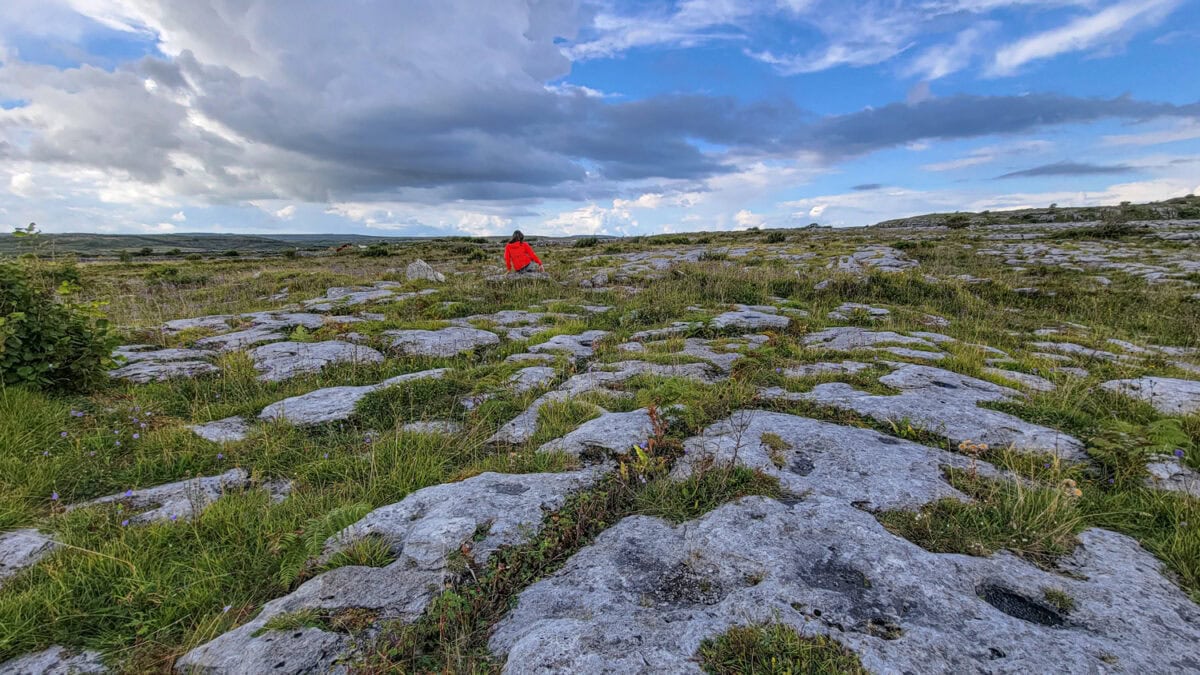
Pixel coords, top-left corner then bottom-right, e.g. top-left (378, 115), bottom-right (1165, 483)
top-left (112, 346), bottom-right (214, 363)
top-left (1029, 341), bottom-right (1125, 362)
top-left (400, 420), bottom-right (463, 435)
top-left (0, 529), bottom-right (58, 589)
top-left (250, 341), bottom-right (384, 382)
top-left (508, 366), bottom-right (558, 394)
top-left (832, 245), bottom-right (919, 273)
top-left (259, 368), bottom-right (449, 426)
top-left (782, 361), bottom-right (872, 378)
top-left (710, 308), bottom-right (789, 331)
top-left (68, 469), bottom-right (255, 524)
top-left (1052, 367), bottom-right (1091, 378)
top-left (162, 315), bottom-right (233, 334)
top-left (0, 646), bottom-right (107, 674)
top-left (629, 322), bottom-right (701, 341)
top-left (1100, 377), bottom-right (1200, 415)
top-left (827, 302), bottom-right (889, 321)
top-left (491, 497), bottom-right (1200, 675)
top-left (188, 416), bottom-right (250, 444)
top-left (982, 368), bottom-right (1056, 393)
top-left (769, 364), bottom-right (1085, 459)
top-left (176, 470), bottom-right (602, 675)
top-left (803, 327), bottom-right (936, 351)
top-left (878, 347), bottom-right (946, 361)
top-left (195, 327), bottom-right (287, 352)
top-left (504, 352), bottom-right (559, 365)
top-left (386, 327), bottom-right (500, 358)
top-left (527, 330), bottom-right (608, 359)
top-left (537, 409), bottom-right (656, 459)
top-left (406, 259), bottom-right (445, 283)
top-left (109, 359), bottom-right (219, 384)
top-left (1145, 454), bottom-right (1200, 498)
top-left (673, 411), bottom-right (999, 510)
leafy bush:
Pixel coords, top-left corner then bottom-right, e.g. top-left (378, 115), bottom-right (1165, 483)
top-left (185, 253), bottom-right (203, 262)
top-left (282, 248), bottom-right (299, 259)
top-left (143, 265), bottom-right (209, 286)
top-left (0, 261), bottom-right (116, 391)
top-left (223, 249), bottom-right (241, 257)
top-left (764, 231), bottom-right (787, 243)
top-left (944, 213), bottom-right (971, 229)
top-left (573, 236), bottom-right (599, 248)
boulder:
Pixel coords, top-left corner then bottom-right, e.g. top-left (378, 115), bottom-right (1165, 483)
top-left (188, 416), bottom-right (251, 444)
top-left (0, 646), bottom-right (107, 674)
top-left (0, 529), bottom-right (58, 589)
top-left (406, 259), bottom-right (446, 283)
top-left (386, 327), bottom-right (500, 358)
top-left (1100, 377), bottom-right (1200, 415)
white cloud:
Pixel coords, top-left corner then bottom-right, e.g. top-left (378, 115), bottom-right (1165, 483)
top-left (170, 210), bottom-right (186, 221)
top-left (9, 173), bottom-right (35, 197)
top-left (990, 0), bottom-right (1181, 76)
top-left (274, 204), bottom-right (296, 220)
top-left (920, 139), bottom-right (1054, 172)
top-left (1102, 119), bottom-right (1200, 146)
top-left (734, 208), bottom-right (765, 229)
top-left (905, 23), bottom-right (997, 80)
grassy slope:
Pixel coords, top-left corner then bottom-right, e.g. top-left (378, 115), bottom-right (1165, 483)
top-left (0, 224), bottom-right (1198, 671)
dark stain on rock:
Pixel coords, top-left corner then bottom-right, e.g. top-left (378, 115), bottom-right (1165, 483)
top-left (492, 482), bottom-right (531, 496)
top-left (977, 584), bottom-right (1065, 627)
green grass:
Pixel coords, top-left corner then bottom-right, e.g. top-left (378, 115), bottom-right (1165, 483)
top-left (2, 221), bottom-right (1199, 671)
top-left (697, 622), bottom-right (868, 675)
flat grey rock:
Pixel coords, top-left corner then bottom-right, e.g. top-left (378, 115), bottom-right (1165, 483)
top-left (505, 352), bottom-right (559, 364)
top-left (386, 327), bottom-right (499, 358)
top-left (832, 245), bottom-right (919, 273)
top-left (673, 411), bottom-right (998, 510)
top-left (161, 315), bottom-right (233, 334)
top-left (1145, 454), bottom-right (1200, 498)
top-left (783, 361), bottom-right (873, 378)
top-left (983, 368), bottom-right (1057, 393)
top-left (0, 646), bottom-right (107, 674)
top-left (68, 469), bottom-right (255, 524)
top-left (109, 359), bottom-right (219, 383)
top-left (112, 346), bottom-right (215, 363)
top-left (878, 347), bottom-right (946, 361)
top-left (827, 302), bottom-right (889, 320)
top-left (508, 366), bottom-right (558, 394)
top-left (176, 470), bottom-right (602, 675)
top-left (250, 341), bottom-right (384, 382)
top-left (188, 416), bottom-right (250, 444)
top-left (259, 368), bottom-right (449, 426)
top-left (1029, 341), bottom-right (1125, 362)
top-left (710, 308), bottom-right (789, 331)
top-left (527, 330), bottom-right (608, 359)
top-left (195, 327), bottom-right (287, 352)
top-left (491, 497), bottom-right (1200, 675)
top-left (1052, 366), bottom-right (1091, 378)
top-left (0, 529), bottom-right (58, 589)
top-left (629, 322), bottom-right (701, 341)
top-left (537, 409), bottom-right (656, 460)
top-left (406, 259), bottom-right (445, 283)
top-left (1100, 376), bottom-right (1200, 415)
top-left (400, 420), bottom-right (463, 435)
top-left (803, 327), bottom-right (936, 351)
top-left (769, 364), bottom-right (1085, 459)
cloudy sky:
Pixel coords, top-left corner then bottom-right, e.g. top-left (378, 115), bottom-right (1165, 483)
top-left (1, 0), bottom-right (1198, 236)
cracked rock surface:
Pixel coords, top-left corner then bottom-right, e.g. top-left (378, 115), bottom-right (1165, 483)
top-left (250, 341), bottom-right (384, 382)
top-left (386, 326), bottom-right (500, 357)
top-left (176, 469), bottom-right (602, 675)
top-left (764, 364), bottom-right (1085, 459)
top-left (259, 368), bottom-right (449, 426)
top-left (491, 496), bottom-right (1200, 675)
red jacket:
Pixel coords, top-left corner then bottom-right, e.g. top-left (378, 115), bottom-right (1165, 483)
top-left (504, 241), bottom-right (542, 270)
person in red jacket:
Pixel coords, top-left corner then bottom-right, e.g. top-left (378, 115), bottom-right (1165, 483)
top-left (504, 230), bottom-right (544, 274)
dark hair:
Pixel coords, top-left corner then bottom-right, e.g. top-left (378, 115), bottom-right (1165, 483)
top-left (509, 230), bottom-right (524, 244)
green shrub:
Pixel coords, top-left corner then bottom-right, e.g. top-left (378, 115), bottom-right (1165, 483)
top-left (0, 262), bottom-right (116, 391)
top-left (282, 248), bottom-right (299, 259)
top-left (143, 265), bottom-right (209, 286)
top-left (359, 244), bottom-right (391, 258)
top-left (573, 236), bottom-right (600, 248)
top-left (944, 213), bottom-right (971, 229)
top-left (118, 250), bottom-right (133, 263)
top-left (223, 249), bottom-right (241, 257)
top-left (185, 253), bottom-right (203, 262)
top-left (764, 231), bottom-right (787, 243)
top-left (134, 247), bottom-right (153, 257)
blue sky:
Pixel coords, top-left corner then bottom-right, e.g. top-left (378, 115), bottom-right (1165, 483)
top-left (0, 0), bottom-right (1197, 236)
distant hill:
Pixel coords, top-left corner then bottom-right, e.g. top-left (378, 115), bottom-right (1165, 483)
top-left (872, 194), bottom-right (1200, 228)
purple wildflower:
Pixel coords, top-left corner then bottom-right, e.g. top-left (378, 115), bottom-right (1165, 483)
top-left (51, 492), bottom-right (59, 501)
top-left (132, 433), bottom-right (139, 440)
top-left (114, 441), bottom-right (121, 447)
top-left (217, 453), bottom-right (224, 460)
top-left (170, 514), bottom-right (178, 522)
top-left (60, 431), bottom-right (68, 438)
top-left (223, 605), bottom-right (232, 613)
top-left (323, 452), bottom-right (329, 459)
top-left (121, 519), bottom-right (129, 527)
top-left (125, 489), bottom-right (133, 497)
top-left (1175, 449), bottom-right (1186, 458)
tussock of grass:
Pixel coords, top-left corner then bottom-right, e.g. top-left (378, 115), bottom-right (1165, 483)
top-left (697, 622), bottom-right (868, 675)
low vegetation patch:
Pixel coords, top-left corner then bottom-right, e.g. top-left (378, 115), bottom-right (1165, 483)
top-left (697, 622), bottom-right (868, 675)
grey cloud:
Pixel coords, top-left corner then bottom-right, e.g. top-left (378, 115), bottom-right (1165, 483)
top-left (996, 161), bottom-right (1134, 179)
top-left (852, 183), bottom-right (883, 190)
